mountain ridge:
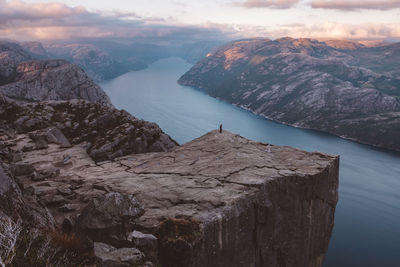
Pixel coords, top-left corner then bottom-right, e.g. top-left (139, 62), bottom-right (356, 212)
top-left (178, 37), bottom-right (400, 152)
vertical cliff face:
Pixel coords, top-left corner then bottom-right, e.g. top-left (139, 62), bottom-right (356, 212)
top-left (127, 131), bottom-right (339, 267)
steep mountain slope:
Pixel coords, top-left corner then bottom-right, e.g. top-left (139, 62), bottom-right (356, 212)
top-left (0, 59), bottom-right (112, 106)
top-left (0, 41), bottom-right (112, 106)
top-left (178, 38), bottom-right (400, 151)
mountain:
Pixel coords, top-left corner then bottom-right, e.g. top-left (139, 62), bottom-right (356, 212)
top-left (21, 40), bottom-right (221, 81)
top-left (0, 58), bottom-right (113, 106)
top-left (178, 37), bottom-right (400, 152)
top-left (0, 41), bottom-right (33, 85)
top-left (20, 41), bottom-right (49, 58)
top-left (41, 43), bottom-right (146, 81)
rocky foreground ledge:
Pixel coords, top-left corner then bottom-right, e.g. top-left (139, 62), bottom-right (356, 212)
top-left (1, 122), bottom-right (339, 266)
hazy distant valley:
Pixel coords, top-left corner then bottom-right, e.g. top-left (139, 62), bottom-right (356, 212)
top-left (16, 40), bottom-right (222, 81)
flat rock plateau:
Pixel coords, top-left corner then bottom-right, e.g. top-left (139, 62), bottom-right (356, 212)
top-left (1, 117), bottom-right (339, 266)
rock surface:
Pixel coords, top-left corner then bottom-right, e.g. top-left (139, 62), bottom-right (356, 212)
top-left (1, 126), bottom-right (339, 266)
top-left (0, 97), bottom-right (177, 161)
top-left (94, 242), bottom-right (145, 267)
top-left (178, 37), bottom-right (400, 152)
top-left (0, 59), bottom-right (112, 106)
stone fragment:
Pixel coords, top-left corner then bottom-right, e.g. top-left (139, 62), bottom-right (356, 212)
top-left (94, 242), bottom-right (144, 267)
top-left (22, 143), bottom-right (35, 152)
top-left (127, 231), bottom-right (158, 260)
top-left (127, 230), bottom-right (157, 248)
top-left (57, 187), bottom-right (72, 196)
top-left (76, 192), bottom-right (145, 243)
top-left (46, 127), bottom-right (71, 147)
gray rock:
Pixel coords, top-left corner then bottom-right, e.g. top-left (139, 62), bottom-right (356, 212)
top-left (57, 187), bottom-right (72, 196)
top-left (94, 242), bottom-right (144, 267)
top-left (0, 97), bottom-right (178, 162)
top-left (127, 231), bottom-right (158, 260)
top-left (46, 127), bottom-right (71, 147)
top-left (76, 192), bottom-right (144, 243)
top-left (128, 231), bottom-right (157, 247)
top-left (0, 58), bottom-right (113, 107)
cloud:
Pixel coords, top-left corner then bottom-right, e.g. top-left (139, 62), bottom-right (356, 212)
top-left (266, 22), bottom-right (400, 40)
top-left (0, 0), bottom-right (87, 23)
top-left (236, 0), bottom-right (299, 9)
top-left (311, 0), bottom-right (400, 11)
top-left (1, 0), bottom-right (399, 43)
top-left (0, 0), bottom-right (236, 43)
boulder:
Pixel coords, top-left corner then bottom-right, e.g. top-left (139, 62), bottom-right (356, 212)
top-left (127, 231), bottom-right (158, 261)
top-left (46, 127), bottom-right (71, 147)
top-left (94, 242), bottom-right (144, 267)
top-left (76, 192), bottom-right (145, 243)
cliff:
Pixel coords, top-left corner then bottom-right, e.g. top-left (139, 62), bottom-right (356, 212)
top-left (0, 105), bottom-right (339, 266)
top-left (0, 59), bottom-right (112, 107)
top-left (178, 37), bottom-right (400, 152)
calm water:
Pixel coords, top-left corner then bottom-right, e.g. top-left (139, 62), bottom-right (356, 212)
top-left (101, 58), bottom-right (400, 267)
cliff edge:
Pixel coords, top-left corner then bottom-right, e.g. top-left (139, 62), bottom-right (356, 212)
top-left (1, 122), bottom-right (338, 266)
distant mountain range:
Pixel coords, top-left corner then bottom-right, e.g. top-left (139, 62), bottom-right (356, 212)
top-left (16, 40), bottom-right (222, 81)
top-left (178, 37), bottom-right (400, 152)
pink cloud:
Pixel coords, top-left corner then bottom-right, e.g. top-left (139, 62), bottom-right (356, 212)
top-left (311, 0), bottom-right (400, 11)
top-left (0, 0), bottom-right (87, 23)
top-left (236, 0), bottom-right (299, 9)
top-left (271, 22), bottom-right (400, 40)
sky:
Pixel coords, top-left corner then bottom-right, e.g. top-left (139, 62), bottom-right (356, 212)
top-left (1, 0), bottom-right (400, 42)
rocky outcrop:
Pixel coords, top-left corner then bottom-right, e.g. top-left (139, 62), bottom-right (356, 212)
top-left (0, 97), bottom-right (177, 162)
top-left (178, 37), bottom-right (400, 152)
top-left (1, 116), bottom-right (339, 267)
top-left (0, 59), bottom-right (112, 106)
top-left (94, 242), bottom-right (145, 266)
